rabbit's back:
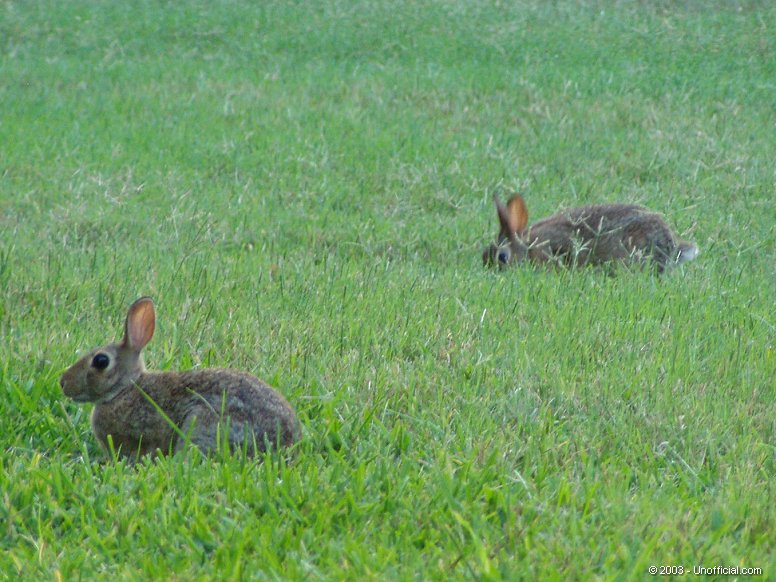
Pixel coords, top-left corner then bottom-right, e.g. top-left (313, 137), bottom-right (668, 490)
top-left (91, 369), bottom-right (300, 458)
top-left (174, 369), bottom-right (301, 451)
top-left (526, 204), bottom-right (681, 268)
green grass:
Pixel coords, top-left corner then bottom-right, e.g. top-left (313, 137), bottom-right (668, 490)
top-left (1, 0), bottom-right (774, 579)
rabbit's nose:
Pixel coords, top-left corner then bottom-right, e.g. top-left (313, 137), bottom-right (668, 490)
top-left (59, 370), bottom-right (73, 390)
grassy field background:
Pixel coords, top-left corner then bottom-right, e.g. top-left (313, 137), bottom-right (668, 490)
top-left (1, 0), bottom-right (774, 578)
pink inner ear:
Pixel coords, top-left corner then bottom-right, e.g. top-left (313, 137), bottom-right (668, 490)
top-left (507, 196), bottom-right (528, 233)
top-left (495, 201), bottom-right (516, 240)
top-left (127, 301), bottom-right (155, 351)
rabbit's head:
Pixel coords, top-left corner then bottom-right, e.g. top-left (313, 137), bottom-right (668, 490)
top-left (60, 297), bottom-right (156, 404)
top-left (483, 194), bottom-right (530, 269)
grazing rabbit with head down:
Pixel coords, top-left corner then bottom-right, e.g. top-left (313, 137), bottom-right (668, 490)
top-left (60, 297), bottom-right (301, 460)
top-left (483, 194), bottom-right (698, 272)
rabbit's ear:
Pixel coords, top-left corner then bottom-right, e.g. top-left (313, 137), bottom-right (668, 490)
top-left (494, 193), bottom-right (526, 239)
top-left (123, 297), bottom-right (156, 352)
top-left (495, 195), bottom-right (514, 240)
top-left (506, 195), bottom-right (528, 234)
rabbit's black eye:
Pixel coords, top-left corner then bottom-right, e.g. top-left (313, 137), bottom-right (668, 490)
top-left (497, 250), bottom-right (509, 264)
top-left (92, 353), bottom-right (110, 370)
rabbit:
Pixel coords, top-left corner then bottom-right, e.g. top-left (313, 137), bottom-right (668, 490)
top-left (60, 297), bottom-right (301, 460)
top-left (482, 194), bottom-right (698, 273)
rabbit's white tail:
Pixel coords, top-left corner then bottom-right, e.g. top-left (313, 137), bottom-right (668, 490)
top-left (677, 242), bottom-right (699, 263)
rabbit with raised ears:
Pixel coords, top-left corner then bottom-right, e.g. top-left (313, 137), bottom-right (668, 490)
top-left (483, 194), bottom-right (698, 272)
top-left (60, 297), bottom-right (301, 460)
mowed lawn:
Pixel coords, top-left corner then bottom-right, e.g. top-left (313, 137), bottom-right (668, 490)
top-left (1, 0), bottom-right (774, 579)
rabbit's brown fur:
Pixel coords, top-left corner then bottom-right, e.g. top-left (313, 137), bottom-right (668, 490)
top-left (483, 194), bottom-right (698, 272)
top-left (60, 297), bottom-right (301, 460)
